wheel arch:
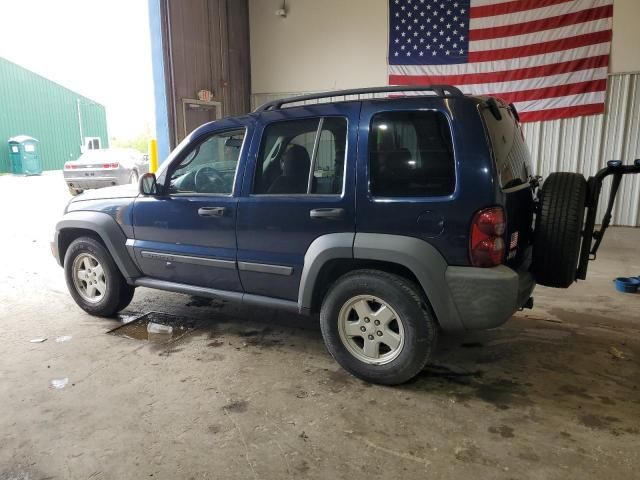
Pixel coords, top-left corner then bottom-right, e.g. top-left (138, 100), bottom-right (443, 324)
top-left (298, 233), bottom-right (464, 332)
top-left (55, 211), bottom-right (141, 282)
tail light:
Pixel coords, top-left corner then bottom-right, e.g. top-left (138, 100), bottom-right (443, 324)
top-left (64, 162), bottom-right (77, 170)
top-left (469, 207), bottom-right (506, 267)
top-left (102, 162), bottom-right (119, 169)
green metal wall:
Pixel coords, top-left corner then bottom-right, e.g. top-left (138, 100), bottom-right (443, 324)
top-left (0, 56), bottom-right (108, 173)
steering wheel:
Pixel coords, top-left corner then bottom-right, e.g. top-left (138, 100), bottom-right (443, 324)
top-left (194, 166), bottom-right (225, 193)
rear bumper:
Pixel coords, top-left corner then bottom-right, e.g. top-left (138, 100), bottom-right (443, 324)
top-left (445, 265), bottom-right (535, 330)
top-left (64, 171), bottom-right (129, 190)
top-left (65, 176), bottom-right (118, 190)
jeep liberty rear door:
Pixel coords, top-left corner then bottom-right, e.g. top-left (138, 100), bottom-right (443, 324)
top-left (235, 103), bottom-right (359, 301)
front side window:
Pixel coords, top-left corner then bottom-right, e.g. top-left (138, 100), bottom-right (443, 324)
top-left (168, 129), bottom-right (245, 195)
top-left (253, 117), bottom-right (347, 195)
top-left (369, 111), bottom-right (455, 197)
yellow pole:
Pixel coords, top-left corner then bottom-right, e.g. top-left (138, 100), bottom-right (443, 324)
top-left (148, 138), bottom-right (159, 173)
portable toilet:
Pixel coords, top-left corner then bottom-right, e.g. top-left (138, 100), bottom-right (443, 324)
top-left (8, 136), bottom-right (42, 175)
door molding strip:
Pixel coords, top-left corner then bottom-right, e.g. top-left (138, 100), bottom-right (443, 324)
top-left (140, 251), bottom-right (236, 270)
top-left (237, 261), bottom-right (293, 276)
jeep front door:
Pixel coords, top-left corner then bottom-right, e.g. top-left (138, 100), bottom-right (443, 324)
top-left (131, 126), bottom-right (248, 291)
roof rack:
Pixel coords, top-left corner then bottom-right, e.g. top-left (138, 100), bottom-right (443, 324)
top-left (254, 85), bottom-right (464, 112)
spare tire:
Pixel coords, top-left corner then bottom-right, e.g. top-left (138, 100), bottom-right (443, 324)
top-left (532, 172), bottom-right (587, 288)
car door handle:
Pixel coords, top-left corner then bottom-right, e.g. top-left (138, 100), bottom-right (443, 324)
top-left (309, 208), bottom-right (345, 219)
top-left (198, 206), bottom-right (227, 217)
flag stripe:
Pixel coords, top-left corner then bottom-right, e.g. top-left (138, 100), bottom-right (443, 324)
top-left (469, 5), bottom-right (612, 41)
top-left (451, 67), bottom-right (607, 95)
top-left (470, 0), bottom-right (611, 29)
top-left (471, 0), bottom-right (519, 7)
top-left (490, 78), bottom-right (606, 104)
top-left (391, 63), bottom-right (608, 95)
top-left (513, 91), bottom-right (605, 112)
top-left (388, 44), bottom-right (610, 78)
top-left (469, 18), bottom-right (610, 51)
top-left (468, 30), bottom-right (612, 62)
top-left (518, 103), bottom-right (604, 122)
top-left (470, 0), bottom-right (572, 18)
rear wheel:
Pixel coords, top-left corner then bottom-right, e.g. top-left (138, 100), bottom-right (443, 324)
top-left (320, 270), bottom-right (437, 385)
top-left (64, 237), bottom-right (135, 316)
top-left (532, 172), bottom-right (587, 288)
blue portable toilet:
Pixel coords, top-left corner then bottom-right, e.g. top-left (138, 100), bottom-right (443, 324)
top-left (8, 135), bottom-right (42, 175)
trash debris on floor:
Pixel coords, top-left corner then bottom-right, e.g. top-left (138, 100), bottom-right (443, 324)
top-left (29, 338), bottom-right (47, 343)
top-left (55, 335), bottom-right (72, 343)
top-left (609, 346), bottom-right (628, 360)
top-left (107, 312), bottom-right (197, 344)
top-left (49, 378), bottom-right (69, 390)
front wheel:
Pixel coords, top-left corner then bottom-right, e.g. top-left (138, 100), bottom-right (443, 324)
top-left (64, 237), bottom-right (135, 316)
top-left (320, 270), bottom-right (438, 385)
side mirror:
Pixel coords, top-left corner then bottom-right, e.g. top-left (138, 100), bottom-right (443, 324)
top-left (139, 172), bottom-right (157, 195)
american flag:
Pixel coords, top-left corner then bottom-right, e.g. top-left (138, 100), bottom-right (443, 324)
top-left (388, 0), bottom-right (613, 122)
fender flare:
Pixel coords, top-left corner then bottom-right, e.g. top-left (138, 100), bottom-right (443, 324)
top-left (298, 232), bottom-right (355, 312)
top-left (298, 232), bottom-right (464, 332)
top-left (54, 211), bottom-right (141, 281)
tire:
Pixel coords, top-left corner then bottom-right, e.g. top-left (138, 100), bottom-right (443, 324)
top-left (64, 237), bottom-right (135, 316)
top-left (532, 172), bottom-right (587, 288)
top-left (320, 270), bottom-right (438, 385)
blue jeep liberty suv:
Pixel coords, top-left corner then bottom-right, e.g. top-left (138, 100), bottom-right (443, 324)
top-left (52, 86), bottom-right (639, 384)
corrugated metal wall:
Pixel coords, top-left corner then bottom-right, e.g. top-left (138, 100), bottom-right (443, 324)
top-left (252, 72), bottom-right (640, 226)
top-left (0, 57), bottom-right (108, 172)
top-left (523, 73), bottom-right (640, 227)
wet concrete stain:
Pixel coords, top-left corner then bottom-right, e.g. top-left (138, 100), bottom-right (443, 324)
top-left (202, 353), bottom-right (225, 362)
top-left (488, 425), bottom-right (515, 438)
top-left (518, 451), bottom-right (540, 462)
top-left (579, 414), bottom-right (620, 430)
top-left (158, 347), bottom-right (184, 357)
top-left (223, 400), bottom-right (248, 413)
top-left (208, 424), bottom-right (222, 434)
top-left (454, 443), bottom-right (497, 466)
top-left (409, 364), bottom-right (531, 409)
top-left (416, 364), bottom-right (484, 386)
top-left (185, 296), bottom-right (222, 308)
top-left (558, 384), bottom-right (593, 399)
top-left (320, 369), bottom-right (357, 393)
top-left (107, 312), bottom-right (198, 345)
top-left (235, 328), bottom-right (285, 348)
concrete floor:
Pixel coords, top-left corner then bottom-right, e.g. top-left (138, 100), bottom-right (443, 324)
top-left (1, 171), bottom-right (639, 480)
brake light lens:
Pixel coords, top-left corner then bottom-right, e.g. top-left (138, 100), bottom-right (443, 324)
top-left (469, 207), bottom-right (506, 267)
top-left (64, 162), bottom-right (77, 170)
top-left (102, 162), bottom-right (119, 169)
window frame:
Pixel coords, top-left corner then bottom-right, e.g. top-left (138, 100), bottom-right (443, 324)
top-left (164, 127), bottom-right (248, 198)
top-left (367, 109), bottom-right (457, 200)
top-left (251, 115), bottom-right (349, 197)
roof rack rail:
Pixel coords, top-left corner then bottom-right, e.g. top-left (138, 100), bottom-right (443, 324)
top-left (254, 85), bottom-right (464, 112)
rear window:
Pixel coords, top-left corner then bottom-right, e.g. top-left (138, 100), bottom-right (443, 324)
top-left (369, 111), bottom-right (455, 197)
top-left (481, 107), bottom-right (532, 189)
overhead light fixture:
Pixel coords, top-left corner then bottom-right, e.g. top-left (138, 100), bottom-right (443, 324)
top-left (276, 0), bottom-right (287, 17)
